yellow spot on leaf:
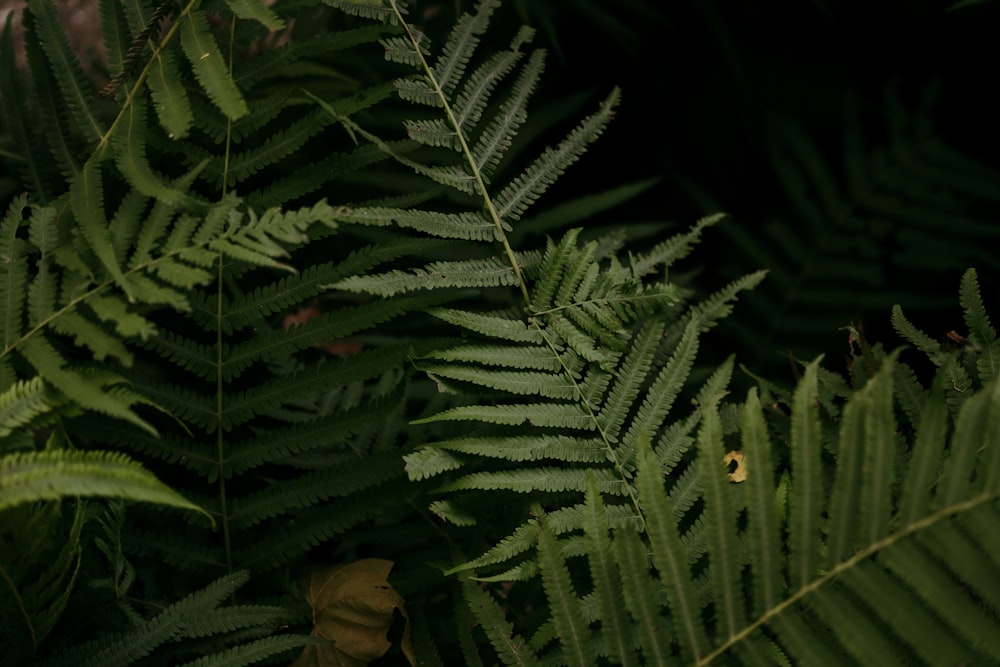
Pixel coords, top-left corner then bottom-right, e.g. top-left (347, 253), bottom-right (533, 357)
top-left (723, 450), bottom-right (746, 483)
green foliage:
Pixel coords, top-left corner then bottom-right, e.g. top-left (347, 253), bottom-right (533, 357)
top-left (0, 0), bottom-right (995, 665)
top-left (706, 85), bottom-right (1000, 374)
top-left (458, 272), bottom-right (1000, 665)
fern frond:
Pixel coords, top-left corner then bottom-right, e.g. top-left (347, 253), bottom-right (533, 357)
top-left (178, 634), bottom-right (312, 667)
top-left (147, 47), bottom-right (194, 139)
top-left (612, 525), bottom-right (671, 664)
top-left (581, 475), bottom-right (634, 665)
top-left (473, 47), bottom-right (544, 182)
top-left (0, 450), bottom-right (209, 519)
top-left (71, 155), bottom-right (130, 292)
top-left (427, 0), bottom-right (499, 97)
top-left (740, 388), bottom-right (782, 616)
top-left (697, 403), bottom-right (747, 641)
top-left (428, 307), bottom-right (544, 343)
top-left (494, 89), bottom-right (619, 225)
top-left (325, 0), bottom-right (402, 23)
top-left (0, 500), bottom-right (84, 661)
top-left (334, 255), bottom-right (520, 296)
top-left (462, 576), bottom-right (540, 665)
top-left (98, 0), bottom-right (130, 78)
top-left (227, 451), bottom-right (403, 529)
top-left (114, 96), bottom-right (201, 207)
top-left (0, 377), bottom-right (63, 439)
top-left (223, 0), bottom-right (286, 31)
top-left (35, 571), bottom-right (295, 667)
top-left (536, 509), bottom-right (594, 665)
top-left (334, 207), bottom-right (499, 241)
top-left (0, 21), bottom-right (57, 201)
top-left (636, 436), bottom-right (708, 662)
top-left (219, 109), bottom-right (333, 185)
top-left (959, 268), bottom-right (999, 383)
top-left (19, 337), bottom-right (152, 433)
top-left (27, 0), bottom-right (104, 143)
top-left (439, 467), bottom-right (625, 495)
top-left (0, 196), bottom-right (29, 350)
top-left (787, 357), bottom-right (822, 591)
top-left (179, 10), bottom-right (249, 121)
top-left (21, 10), bottom-right (79, 179)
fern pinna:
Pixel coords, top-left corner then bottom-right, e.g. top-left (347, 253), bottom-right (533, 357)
top-left (443, 271), bottom-right (1000, 666)
top-left (0, 0), bottom-right (441, 662)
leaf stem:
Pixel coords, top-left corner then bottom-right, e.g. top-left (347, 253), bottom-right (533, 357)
top-left (389, 0), bottom-right (531, 308)
top-left (696, 489), bottom-right (1000, 665)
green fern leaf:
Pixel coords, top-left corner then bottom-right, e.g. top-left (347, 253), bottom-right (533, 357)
top-left (114, 97), bottom-right (200, 207)
top-left (597, 320), bottom-right (664, 442)
top-left (0, 21), bottom-right (56, 201)
top-left (71, 155), bottom-right (131, 292)
top-left (429, 0), bottom-right (499, 96)
top-left (19, 336), bottom-right (153, 433)
top-left (325, 0), bottom-right (401, 23)
top-left (838, 558), bottom-right (969, 664)
top-left (227, 451), bottom-right (403, 529)
top-left (0, 377), bottom-right (63, 438)
top-left (0, 500), bottom-right (83, 661)
top-left (148, 48), bottom-right (195, 139)
top-left (223, 0), bottom-right (286, 30)
top-left (452, 27), bottom-right (533, 133)
top-left (180, 10), bottom-right (249, 121)
top-left (423, 434), bottom-right (605, 463)
top-left (890, 305), bottom-right (941, 357)
top-left (896, 374), bottom-right (949, 526)
top-left (413, 403), bottom-right (592, 429)
top-left (334, 207), bottom-right (499, 241)
top-left (940, 374), bottom-right (993, 505)
top-left (472, 48), bottom-right (543, 181)
top-left (636, 437), bottom-right (708, 662)
top-left (98, 0), bottom-right (129, 77)
top-left (960, 268), bottom-right (1000, 383)
top-left (582, 475), bottom-right (635, 665)
top-left (220, 109), bottom-right (333, 185)
top-left (462, 576), bottom-right (540, 665)
top-left (38, 571), bottom-right (256, 667)
top-left (221, 346), bottom-right (411, 430)
top-left (536, 510), bottom-right (594, 665)
top-left (334, 256), bottom-right (519, 296)
top-left (0, 450), bottom-right (210, 520)
top-left (178, 635), bottom-right (312, 667)
top-left (494, 89), bottom-right (619, 224)
top-left (424, 344), bottom-right (560, 371)
top-left (740, 388), bottom-right (782, 616)
top-left (787, 357), bottom-right (823, 591)
top-left (22, 12), bottom-right (79, 179)
top-left (27, 0), bottom-right (104, 143)
top-left (440, 467), bottom-right (625, 495)
top-left (422, 364), bottom-right (576, 399)
top-left (622, 318), bottom-right (701, 451)
top-left (51, 310), bottom-right (132, 364)
top-left (631, 213), bottom-right (724, 278)
top-left (0, 196), bottom-right (28, 350)
top-left (698, 403), bottom-right (747, 642)
top-left (612, 525), bottom-right (672, 664)
top-left (858, 351), bottom-right (899, 545)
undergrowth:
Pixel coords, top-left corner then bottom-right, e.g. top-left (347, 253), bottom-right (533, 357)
top-left (1, 1), bottom-right (997, 665)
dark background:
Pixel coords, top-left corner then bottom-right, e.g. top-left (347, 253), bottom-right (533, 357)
top-left (420, 0), bottom-right (1000, 385)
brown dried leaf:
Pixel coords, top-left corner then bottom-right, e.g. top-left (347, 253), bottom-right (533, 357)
top-left (290, 558), bottom-right (415, 667)
top-left (723, 450), bottom-right (747, 483)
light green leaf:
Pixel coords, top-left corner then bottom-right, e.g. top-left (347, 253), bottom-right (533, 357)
top-left (0, 450), bottom-right (213, 524)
